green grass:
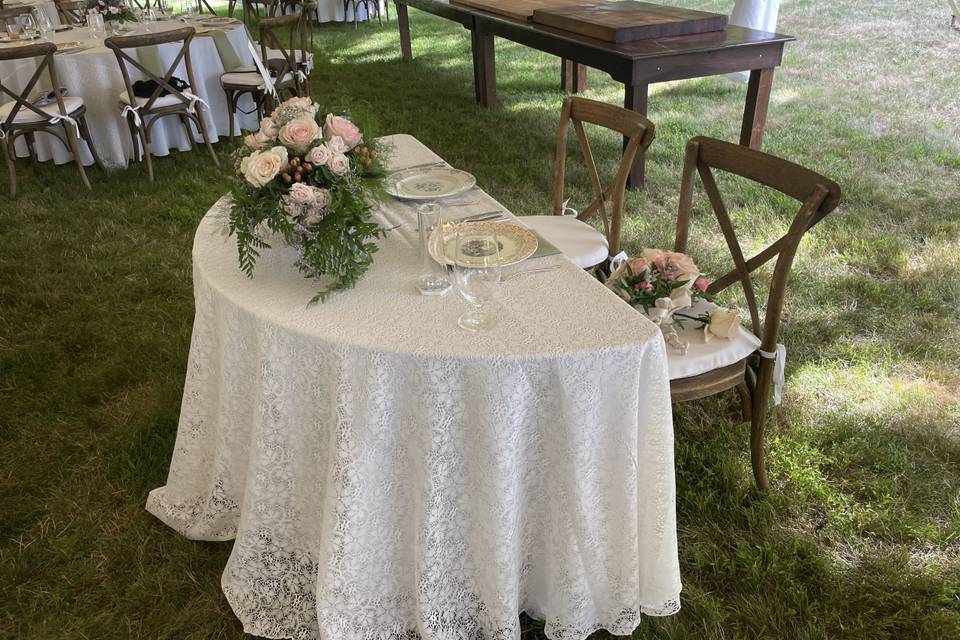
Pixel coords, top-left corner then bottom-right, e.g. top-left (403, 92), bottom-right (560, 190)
top-left (2, 1), bottom-right (960, 638)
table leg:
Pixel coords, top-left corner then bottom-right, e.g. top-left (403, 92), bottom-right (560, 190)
top-left (561, 59), bottom-right (587, 93)
top-left (473, 29), bottom-right (496, 109)
top-left (397, 1), bottom-right (412, 61)
top-left (624, 82), bottom-right (648, 189)
top-left (740, 67), bottom-right (774, 149)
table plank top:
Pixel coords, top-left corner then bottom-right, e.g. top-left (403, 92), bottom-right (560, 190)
top-left (400, 0), bottom-right (794, 60)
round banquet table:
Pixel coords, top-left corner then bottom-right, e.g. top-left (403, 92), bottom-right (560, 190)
top-left (0, 20), bottom-right (257, 168)
top-left (147, 134), bottom-right (682, 640)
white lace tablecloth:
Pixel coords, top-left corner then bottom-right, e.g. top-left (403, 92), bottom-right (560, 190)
top-left (146, 134), bottom-right (681, 640)
top-left (0, 20), bottom-right (257, 168)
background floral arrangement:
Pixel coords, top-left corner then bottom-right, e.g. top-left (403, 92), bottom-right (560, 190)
top-left (228, 98), bottom-right (386, 303)
top-left (85, 0), bottom-right (135, 21)
top-left (607, 248), bottom-right (709, 319)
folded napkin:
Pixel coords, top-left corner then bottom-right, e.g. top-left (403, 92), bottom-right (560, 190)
top-left (135, 44), bottom-right (166, 77)
top-left (528, 228), bottom-right (562, 260)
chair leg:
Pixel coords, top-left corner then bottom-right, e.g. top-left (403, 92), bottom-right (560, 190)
top-left (24, 132), bottom-right (39, 171)
top-left (62, 123), bottom-right (91, 191)
top-left (226, 89), bottom-right (237, 139)
top-left (735, 382), bottom-right (752, 422)
top-left (78, 115), bottom-right (104, 169)
top-left (139, 122), bottom-right (154, 181)
top-left (194, 107), bottom-right (221, 169)
top-left (750, 360), bottom-right (775, 490)
top-left (126, 113), bottom-right (140, 162)
top-left (3, 136), bottom-right (17, 198)
top-left (179, 113), bottom-right (196, 149)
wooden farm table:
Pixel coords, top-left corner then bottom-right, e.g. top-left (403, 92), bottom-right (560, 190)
top-left (394, 0), bottom-right (794, 187)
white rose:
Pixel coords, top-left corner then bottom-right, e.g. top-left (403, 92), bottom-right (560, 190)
top-left (325, 135), bottom-right (349, 154)
top-left (327, 153), bottom-right (350, 176)
top-left (239, 145), bottom-right (287, 188)
top-left (704, 307), bottom-right (742, 343)
top-left (306, 143), bottom-right (332, 167)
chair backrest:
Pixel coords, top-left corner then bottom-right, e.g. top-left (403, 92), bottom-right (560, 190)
top-left (258, 11), bottom-right (309, 96)
top-left (0, 5), bottom-right (32, 27)
top-left (673, 136), bottom-right (841, 351)
top-left (242, 0), bottom-right (280, 26)
top-left (53, 0), bottom-right (86, 24)
top-left (104, 27), bottom-right (200, 113)
top-left (0, 42), bottom-right (72, 129)
top-left (551, 96), bottom-right (655, 259)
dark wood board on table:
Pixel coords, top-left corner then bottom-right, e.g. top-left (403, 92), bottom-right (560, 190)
top-left (448, 0), bottom-right (588, 22)
top-left (532, 1), bottom-right (728, 43)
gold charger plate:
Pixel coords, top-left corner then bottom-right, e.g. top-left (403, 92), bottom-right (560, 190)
top-left (429, 221), bottom-right (539, 268)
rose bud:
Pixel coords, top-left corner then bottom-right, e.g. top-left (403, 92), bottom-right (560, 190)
top-left (294, 172), bottom-right (302, 181)
top-left (291, 157), bottom-right (300, 166)
top-left (371, 149), bottom-right (379, 157)
top-left (302, 162), bottom-right (313, 171)
top-left (282, 174), bottom-right (292, 183)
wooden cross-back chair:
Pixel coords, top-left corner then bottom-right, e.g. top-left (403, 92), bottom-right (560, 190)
top-left (523, 96), bottom-right (655, 271)
top-left (0, 42), bottom-right (100, 197)
top-left (53, 0), bottom-right (86, 25)
top-left (343, 0), bottom-right (387, 27)
top-left (104, 27), bottom-right (220, 181)
top-left (241, 0), bottom-right (280, 27)
top-left (670, 136), bottom-right (841, 489)
top-left (221, 10), bottom-right (309, 138)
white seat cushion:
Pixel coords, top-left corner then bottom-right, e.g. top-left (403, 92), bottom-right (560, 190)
top-left (0, 96), bottom-right (83, 123)
top-left (520, 215), bottom-right (609, 269)
top-left (119, 92), bottom-right (184, 108)
top-left (662, 299), bottom-right (761, 380)
top-left (221, 71), bottom-right (293, 88)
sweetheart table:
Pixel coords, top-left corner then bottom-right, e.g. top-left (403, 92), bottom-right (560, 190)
top-left (147, 134), bottom-right (681, 640)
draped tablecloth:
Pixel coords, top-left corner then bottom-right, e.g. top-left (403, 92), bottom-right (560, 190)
top-left (0, 20), bottom-right (257, 168)
top-left (146, 134), bottom-right (681, 640)
top-left (312, 0), bottom-right (386, 23)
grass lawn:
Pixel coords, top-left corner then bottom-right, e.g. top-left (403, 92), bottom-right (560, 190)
top-left (2, 0), bottom-right (960, 638)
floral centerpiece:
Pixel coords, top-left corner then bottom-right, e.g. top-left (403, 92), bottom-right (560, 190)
top-left (607, 248), bottom-right (743, 351)
top-left (228, 97), bottom-right (386, 303)
top-left (85, 0), bottom-right (136, 21)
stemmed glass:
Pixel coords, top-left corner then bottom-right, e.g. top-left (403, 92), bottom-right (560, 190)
top-left (87, 12), bottom-right (105, 39)
top-left (452, 226), bottom-right (501, 331)
top-left (19, 14), bottom-right (38, 40)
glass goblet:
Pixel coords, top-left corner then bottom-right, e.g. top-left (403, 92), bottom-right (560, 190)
top-left (452, 226), bottom-right (501, 331)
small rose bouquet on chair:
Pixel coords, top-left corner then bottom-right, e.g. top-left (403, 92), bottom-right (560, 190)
top-left (606, 248), bottom-right (741, 353)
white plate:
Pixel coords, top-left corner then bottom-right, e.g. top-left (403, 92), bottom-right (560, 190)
top-left (385, 166), bottom-right (476, 201)
top-left (201, 16), bottom-right (236, 25)
top-left (429, 221), bottom-right (538, 268)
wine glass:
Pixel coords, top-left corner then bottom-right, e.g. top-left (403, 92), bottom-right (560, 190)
top-left (452, 226), bottom-right (501, 331)
top-left (5, 20), bottom-right (22, 40)
top-left (87, 12), bottom-right (105, 39)
top-left (19, 14), bottom-right (37, 40)
top-left (143, 8), bottom-right (158, 30)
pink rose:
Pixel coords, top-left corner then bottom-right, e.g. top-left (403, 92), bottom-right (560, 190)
top-left (305, 143), bottom-right (331, 167)
top-left (324, 114), bottom-right (362, 149)
top-left (259, 116), bottom-right (279, 138)
top-left (278, 117), bottom-right (321, 153)
top-left (243, 130), bottom-right (271, 148)
top-left (627, 257), bottom-right (647, 274)
top-left (694, 277), bottom-right (709, 292)
top-left (327, 153), bottom-right (350, 176)
top-left (325, 135), bottom-right (349, 155)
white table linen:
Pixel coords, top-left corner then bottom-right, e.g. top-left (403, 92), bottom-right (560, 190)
top-left (146, 134), bottom-right (681, 640)
top-left (0, 21), bottom-right (257, 167)
top-left (312, 0), bottom-right (386, 23)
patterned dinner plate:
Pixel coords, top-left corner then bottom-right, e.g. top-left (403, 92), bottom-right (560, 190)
top-left (55, 41), bottom-right (85, 52)
top-left (201, 16), bottom-right (236, 25)
top-left (385, 166), bottom-right (476, 201)
top-left (429, 221), bottom-right (539, 268)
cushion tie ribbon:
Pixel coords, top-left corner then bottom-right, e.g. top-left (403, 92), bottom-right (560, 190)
top-left (181, 90), bottom-right (209, 115)
top-left (48, 113), bottom-right (80, 138)
top-left (247, 40), bottom-right (278, 98)
top-left (121, 104), bottom-right (142, 128)
top-left (758, 344), bottom-right (786, 405)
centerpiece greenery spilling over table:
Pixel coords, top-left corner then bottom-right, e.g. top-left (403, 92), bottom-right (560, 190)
top-left (228, 97), bottom-right (387, 303)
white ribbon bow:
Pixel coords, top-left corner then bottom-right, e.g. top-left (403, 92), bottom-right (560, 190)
top-left (759, 343), bottom-right (787, 405)
top-left (608, 250), bottom-right (628, 274)
top-left (303, 52), bottom-right (314, 75)
top-left (247, 40), bottom-right (278, 98)
top-left (181, 89), bottom-right (209, 115)
top-left (48, 113), bottom-right (80, 138)
top-left (121, 103), bottom-right (142, 128)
